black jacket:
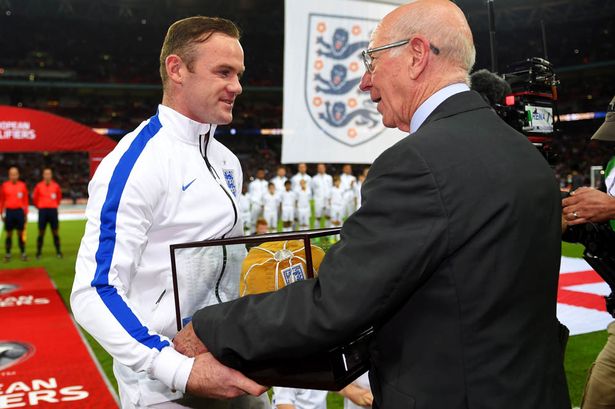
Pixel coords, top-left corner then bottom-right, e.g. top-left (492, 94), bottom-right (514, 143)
top-left (193, 91), bottom-right (570, 409)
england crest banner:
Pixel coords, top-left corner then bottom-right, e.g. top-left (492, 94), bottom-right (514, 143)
top-left (282, 0), bottom-right (405, 164)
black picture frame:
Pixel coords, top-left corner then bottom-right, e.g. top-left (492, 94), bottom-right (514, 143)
top-left (169, 227), bottom-right (372, 390)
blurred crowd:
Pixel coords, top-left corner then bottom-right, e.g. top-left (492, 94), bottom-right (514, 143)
top-left (0, 15), bottom-right (282, 86)
top-left (553, 120), bottom-right (613, 189)
top-left (0, 152), bottom-right (90, 202)
top-left (0, 1), bottom-right (613, 200)
top-left (0, 122), bottom-right (610, 203)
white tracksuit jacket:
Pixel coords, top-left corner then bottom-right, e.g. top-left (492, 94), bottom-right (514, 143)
top-left (71, 105), bottom-right (244, 407)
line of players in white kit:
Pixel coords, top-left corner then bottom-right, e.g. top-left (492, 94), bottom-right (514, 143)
top-left (240, 163), bottom-right (369, 233)
top-left (241, 163), bottom-right (374, 408)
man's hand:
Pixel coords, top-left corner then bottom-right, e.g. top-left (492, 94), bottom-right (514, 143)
top-left (186, 353), bottom-right (268, 399)
top-left (562, 187), bottom-right (615, 226)
top-left (174, 322), bottom-right (208, 357)
top-left (339, 383), bottom-right (374, 407)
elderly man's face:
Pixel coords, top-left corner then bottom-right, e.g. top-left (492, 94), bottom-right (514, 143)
top-left (359, 28), bottom-right (412, 132)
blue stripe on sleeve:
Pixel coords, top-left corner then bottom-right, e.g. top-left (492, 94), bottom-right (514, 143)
top-left (91, 114), bottom-right (169, 351)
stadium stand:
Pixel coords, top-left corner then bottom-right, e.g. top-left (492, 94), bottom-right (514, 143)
top-left (0, 0), bottom-right (614, 190)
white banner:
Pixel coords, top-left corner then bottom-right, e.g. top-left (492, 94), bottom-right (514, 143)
top-left (282, 0), bottom-right (405, 164)
top-left (557, 257), bottom-right (613, 335)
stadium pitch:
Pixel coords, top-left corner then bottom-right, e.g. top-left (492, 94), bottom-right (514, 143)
top-left (2, 219), bottom-right (602, 407)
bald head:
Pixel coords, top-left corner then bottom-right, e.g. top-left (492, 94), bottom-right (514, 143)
top-left (8, 167), bottom-right (19, 182)
top-left (359, 0), bottom-right (476, 132)
top-left (379, 0), bottom-right (475, 79)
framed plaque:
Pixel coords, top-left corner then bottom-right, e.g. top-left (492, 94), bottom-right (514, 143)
top-left (169, 228), bottom-right (372, 390)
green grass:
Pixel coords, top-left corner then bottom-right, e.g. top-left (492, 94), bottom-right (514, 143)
top-left (565, 330), bottom-right (608, 405)
top-left (2, 219), bottom-right (606, 407)
top-left (562, 241), bottom-right (586, 258)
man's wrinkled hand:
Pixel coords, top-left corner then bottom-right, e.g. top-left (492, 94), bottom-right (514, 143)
top-left (186, 353), bottom-right (268, 399)
top-left (562, 187), bottom-right (615, 226)
top-left (174, 322), bottom-right (208, 357)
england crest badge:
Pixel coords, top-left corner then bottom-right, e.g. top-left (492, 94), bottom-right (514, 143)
top-left (223, 169), bottom-right (237, 197)
top-left (305, 13), bottom-right (384, 146)
top-left (281, 263), bottom-right (306, 286)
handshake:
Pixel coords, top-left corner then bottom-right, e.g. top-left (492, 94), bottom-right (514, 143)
top-left (168, 236), bottom-right (372, 401)
top-left (173, 322), bottom-right (268, 399)
top-left (169, 238), bottom-right (329, 399)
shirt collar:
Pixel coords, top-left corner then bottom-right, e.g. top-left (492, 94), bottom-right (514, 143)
top-left (157, 104), bottom-right (217, 145)
top-left (410, 83), bottom-right (470, 133)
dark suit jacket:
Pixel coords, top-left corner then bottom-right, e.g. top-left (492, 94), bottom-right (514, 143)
top-left (193, 91), bottom-right (570, 409)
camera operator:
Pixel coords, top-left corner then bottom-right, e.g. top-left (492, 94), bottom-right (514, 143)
top-left (563, 96), bottom-right (615, 226)
top-left (562, 96), bottom-right (615, 409)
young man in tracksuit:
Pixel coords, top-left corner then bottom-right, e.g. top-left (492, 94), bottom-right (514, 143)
top-left (71, 16), bottom-right (267, 408)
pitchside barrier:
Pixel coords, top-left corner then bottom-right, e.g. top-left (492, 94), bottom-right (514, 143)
top-left (0, 267), bottom-right (118, 408)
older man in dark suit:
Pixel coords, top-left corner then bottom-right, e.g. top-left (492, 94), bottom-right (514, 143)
top-left (175, 1), bottom-right (571, 407)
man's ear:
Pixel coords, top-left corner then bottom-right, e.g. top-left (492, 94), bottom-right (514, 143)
top-left (407, 36), bottom-right (431, 80)
top-left (165, 54), bottom-right (184, 85)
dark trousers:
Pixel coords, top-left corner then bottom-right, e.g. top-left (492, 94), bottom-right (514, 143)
top-left (37, 208), bottom-right (61, 255)
top-left (4, 208), bottom-right (25, 254)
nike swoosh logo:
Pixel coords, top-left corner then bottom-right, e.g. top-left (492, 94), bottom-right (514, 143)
top-left (182, 178), bottom-right (197, 191)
